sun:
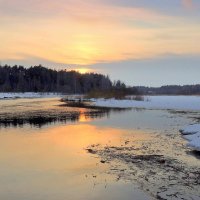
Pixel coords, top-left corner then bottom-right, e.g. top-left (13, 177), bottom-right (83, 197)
top-left (75, 68), bottom-right (90, 74)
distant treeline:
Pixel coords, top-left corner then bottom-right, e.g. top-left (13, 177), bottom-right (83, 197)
top-left (137, 85), bottom-right (200, 95)
top-left (0, 65), bottom-right (135, 94)
top-left (2, 65), bottom-right (198, 95)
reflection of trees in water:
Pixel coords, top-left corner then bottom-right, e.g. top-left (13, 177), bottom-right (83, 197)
top-left (0, 111), bottom-right (80, 128)
top-left (0, 107), bottom-right (129, 128)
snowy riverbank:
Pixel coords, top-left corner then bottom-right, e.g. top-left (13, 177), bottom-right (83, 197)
top-left (92, 95), bottom-right (200, 111)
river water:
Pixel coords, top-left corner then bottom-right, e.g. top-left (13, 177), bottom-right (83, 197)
top-left (0, 98), bottom-right (199, 200)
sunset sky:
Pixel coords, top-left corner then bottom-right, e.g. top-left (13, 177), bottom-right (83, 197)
top-left (0, 0), bottom-right (200, 86)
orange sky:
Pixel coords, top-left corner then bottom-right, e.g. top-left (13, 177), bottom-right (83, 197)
top-left (0, 0), bottom-right (200, 66)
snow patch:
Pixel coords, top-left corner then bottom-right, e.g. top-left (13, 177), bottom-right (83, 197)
top-left (180, 124), bottom-right (200, 151)
top-left (93, 96), bottom-right (200, 111)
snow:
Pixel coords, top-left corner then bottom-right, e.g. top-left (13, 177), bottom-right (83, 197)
top-left (0, 92), bottom-right (63, 99)
top-left (180, 124), bottom-right (200, 151)
top-left (92, 96), bottom-right (200, 111)
top-left (180, 124), bottom-right (200, 135)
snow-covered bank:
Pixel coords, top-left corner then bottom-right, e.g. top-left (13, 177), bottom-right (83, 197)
top-left (0, 92), bottom-right (63, 99)
top-left (92, 96), bottom-right (200, 111)
top-left (180, 124), bottom-right (200, 151)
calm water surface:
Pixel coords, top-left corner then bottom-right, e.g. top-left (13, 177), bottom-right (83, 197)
top-left (0, 98), bottom-right (199, 200)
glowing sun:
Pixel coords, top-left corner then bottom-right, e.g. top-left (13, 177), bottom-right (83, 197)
top-left (75, 68), bottom-right (90, 74)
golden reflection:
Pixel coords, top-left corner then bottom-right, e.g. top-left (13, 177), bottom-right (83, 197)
top-left (0, 123), bottom-right (136, 199)
top-left (0, 123), bottom-right (155, 198)
top-left (0, 124), bottom-right (124, 170)
top-left (0, 124), bottom-right (150, 171)
top-left (79, 113), bottom-right (91, 122)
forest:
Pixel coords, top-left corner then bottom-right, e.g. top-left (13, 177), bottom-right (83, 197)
top-left (1, 65), bottom-right (199, 95)
top-left (0, 65), bottom-right (125, 93)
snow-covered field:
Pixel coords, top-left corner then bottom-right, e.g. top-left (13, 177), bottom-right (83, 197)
top-left (180, 124), bottom-right (200, 151)
top-left (92, 96), bottom-right (200, 111)
top-left (0, 92), bottom-right (63, 99)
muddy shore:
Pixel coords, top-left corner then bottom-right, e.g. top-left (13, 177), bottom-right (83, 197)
top-left (86, 125), bottom-right (200, 200)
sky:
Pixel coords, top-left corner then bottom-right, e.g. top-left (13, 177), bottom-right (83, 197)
top-left (0, 0), bottom-right (200, 86)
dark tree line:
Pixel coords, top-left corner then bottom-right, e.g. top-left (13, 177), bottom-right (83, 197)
top-left (137, 85), bottom-right (200, 95)
top-left (0, 65), bottom-right (113, 93)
